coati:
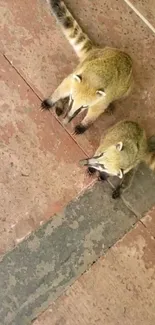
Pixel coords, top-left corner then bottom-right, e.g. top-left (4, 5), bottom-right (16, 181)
top-left (41, 0), bottom-right (133, 134)
top-left (79, 121), bottom-right (155, 198)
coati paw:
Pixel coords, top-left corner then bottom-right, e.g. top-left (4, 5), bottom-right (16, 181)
top-left (87, 167), bottom-right (96, 176)
top-left (112, 188), bottom-right (121, 199)
top-left (41, 99), bottom-right (53, 111)
top-left (55, 106), bottom-right (63, 116)
top-left (74, 124), bottom-right (87, 135)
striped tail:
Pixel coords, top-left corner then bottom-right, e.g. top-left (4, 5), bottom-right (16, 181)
top-left (48, 0), bottom-right (93, 58)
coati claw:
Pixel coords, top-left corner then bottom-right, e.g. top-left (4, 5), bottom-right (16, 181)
top-left (74, 124), bottom-right (87, 135)
top-left (41, 99), bottom-right (53, 111)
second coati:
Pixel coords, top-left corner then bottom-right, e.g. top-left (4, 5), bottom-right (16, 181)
top-left (41, 0), bottom-right (133, 134)
top-left (80, 121), bottom-right (155, 198)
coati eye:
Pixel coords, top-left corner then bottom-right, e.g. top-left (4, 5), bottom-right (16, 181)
top-left (96, 89), bottom-right (106, 97)
top-left (73, 75), bottom-right (82, 83)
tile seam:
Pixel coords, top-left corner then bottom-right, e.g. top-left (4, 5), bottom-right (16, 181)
top-left (2, 53), bottom-right (90, 158)
top-left (139, 219), bottom-right (155, 240)
top-left (123, 0), bottom-right (155, 34)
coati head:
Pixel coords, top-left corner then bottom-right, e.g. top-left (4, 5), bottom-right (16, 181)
top-left (80, 142), bottom-right (124, 178)
top-left (63, 72), bottom-right (106, 125)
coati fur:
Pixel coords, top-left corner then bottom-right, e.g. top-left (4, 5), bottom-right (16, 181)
top-left (41, 0), bottom-right (133, 134)
top-left (80, 121), bottom-right (155, 198)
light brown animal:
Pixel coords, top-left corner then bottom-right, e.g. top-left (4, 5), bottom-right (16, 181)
top-left (41, 0), bottom-right (133, 134)
top-left (80, 121), bottom-right (155, 198)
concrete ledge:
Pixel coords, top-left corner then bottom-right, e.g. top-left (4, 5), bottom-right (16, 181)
top-left (122, 163), bottom-right (155, 216)
top-left (0, 182), bottom-right (137, 325)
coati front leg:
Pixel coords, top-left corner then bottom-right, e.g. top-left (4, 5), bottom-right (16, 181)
top-left (41, 76), bottom-right (71, 116)
top-left (112, 167), bottom-right (138, 199)
top-left (74, 101), bottom-right (110, 135)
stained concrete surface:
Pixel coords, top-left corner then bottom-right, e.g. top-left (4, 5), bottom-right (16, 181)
top-left (109, 163), bottom-right (155, 217)
top-left (122, 164), bottom-right (155, 216)
top-left (0, 182), bottom-right (137, 325)
top-left (1, 0), bottom-right (155, 252)
top-left (34, 221), bottom-right (155, 325)
top-left (0, 177), bottom-right (155, 325)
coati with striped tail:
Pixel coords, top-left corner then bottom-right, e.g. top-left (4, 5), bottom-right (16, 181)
top-left (80, 121), bottom-right (155, 198)
top-left (41, 0), bottom-right (133, 134)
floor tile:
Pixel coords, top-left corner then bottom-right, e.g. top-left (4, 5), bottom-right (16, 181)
top-left (34, 222), bottom-right (155, 325)
top-left (0, 53), bottom-right (90, 256)
top-left (0, 0), bottom-right (76, 97)
top-left (1, 0), bottom-right (155, 155)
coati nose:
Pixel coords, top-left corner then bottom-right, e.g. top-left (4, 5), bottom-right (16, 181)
top-left (79, 157), bottom-right (98, 166)
top-left (79, 153), bottom-right (104, 167)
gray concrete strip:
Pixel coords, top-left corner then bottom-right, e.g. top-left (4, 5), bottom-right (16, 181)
top-left (0, 182), bottom-right (138, 325)
top-left (122, 164), bottom-right (155, 216)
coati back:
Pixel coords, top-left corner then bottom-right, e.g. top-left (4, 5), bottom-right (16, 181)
top-left (41, 0), bottom-right (133, 134)
top-left (80, 121), bottom-right (155, 198)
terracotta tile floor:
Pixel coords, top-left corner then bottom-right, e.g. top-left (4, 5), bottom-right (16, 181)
top-left (0, 52), bottom-right (93, 255)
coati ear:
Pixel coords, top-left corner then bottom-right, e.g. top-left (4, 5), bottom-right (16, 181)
top-left (96, 89), bottom-right (106, 97)
top-left (117, 169), bottom-right (123, 179)
top-left (116, 142), bottom-right (123, 151)
top-left (73, 75), bottom-right (82, 83)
